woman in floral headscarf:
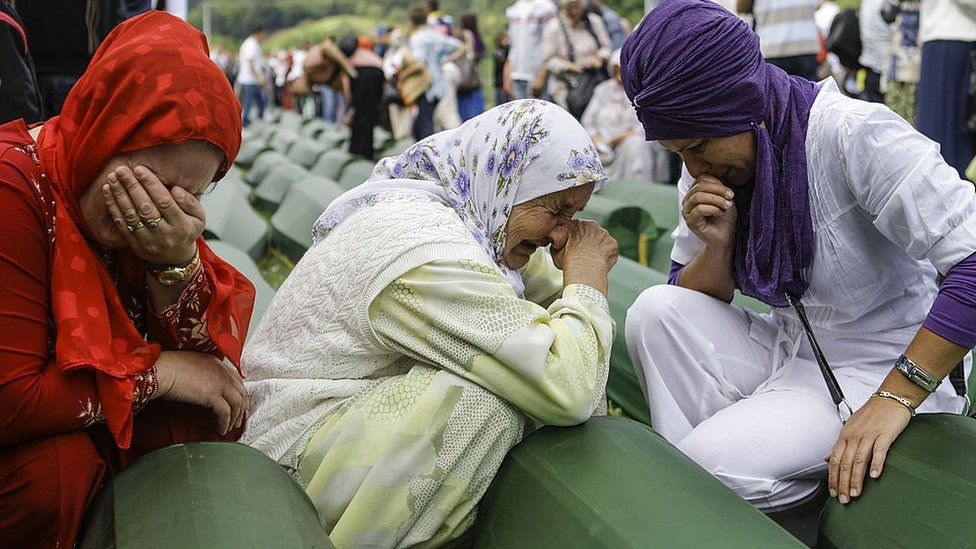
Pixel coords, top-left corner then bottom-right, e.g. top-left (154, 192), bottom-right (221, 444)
top-left (0, 12), bottom-right (254, 548)
top-left (243, 99), bottom-right (617, 548)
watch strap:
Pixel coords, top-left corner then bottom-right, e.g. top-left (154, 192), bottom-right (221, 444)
top-left (895, 355), bottom-right (940, 393)
top-left (150, 247), bottom-right (201, 286)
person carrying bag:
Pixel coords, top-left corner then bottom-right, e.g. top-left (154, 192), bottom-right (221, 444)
top-left (544, 0), bottom-right (611, 119)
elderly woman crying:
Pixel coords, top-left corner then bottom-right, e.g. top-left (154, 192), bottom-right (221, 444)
top-left (242, 100), bottom-right (617, 548)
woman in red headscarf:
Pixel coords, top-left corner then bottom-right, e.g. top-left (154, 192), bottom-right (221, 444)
top-left (0, 11), bottom-right (255, 548)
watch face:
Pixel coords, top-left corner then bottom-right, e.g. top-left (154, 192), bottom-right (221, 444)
top-left (158, 270), bottom-right (186, 286)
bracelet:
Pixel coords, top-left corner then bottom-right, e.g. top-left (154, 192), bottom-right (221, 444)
top-left (872, 391), bottom-right (917, 417)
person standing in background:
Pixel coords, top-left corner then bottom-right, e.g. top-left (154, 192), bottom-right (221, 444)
top-left (494, 28), bottom-right (514, 105)
top-left (382, 28), bottom-right (414, 140)
top-left (588, 0), bottom-right (629, 50)
top-left (815, 0), bottom-right (845, 83)
top-left (916, 0), bottom-right (976, 177)
top-left (541, 0), bottom-right (612, 114)
top-left (457, 13), bottom-right (487, 121)
top-left (857, 0), bottom-right (892, 103)
top-left (0, 0), bottom-right (41, 124)
top-left (737, 0), bottom-right (820, 80)
top-left (339, 35), bottom-right (385, 159)
top-left (237, 26), bottom-right (267, 128)
top-left (884, 0), bottom-right (921, 124)
top-left (320, 35), bottom-right (344, 124)
top-left (410, 2), bottom-right (461, 140)
top-left (506, 0), bottom-right (558, 99)
top-left (269, 50), bottom-right (289, 108)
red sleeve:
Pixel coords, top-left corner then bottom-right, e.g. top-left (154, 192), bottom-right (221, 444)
top-left (0, 156), bottom-right (100, 446)
top-left (148, 267), bottom-right (220, 355)
top-left (0, 149), bottom-right (159, 447)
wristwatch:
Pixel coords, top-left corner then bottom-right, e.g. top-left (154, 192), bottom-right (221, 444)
top-left (894, 355), bottom-right (940, 393)
top-left (150, 248), bottom-right (201, 287)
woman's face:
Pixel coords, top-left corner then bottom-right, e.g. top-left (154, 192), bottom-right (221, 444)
top-left (503, 183), bottom-right (595, 269)
top-left (659, 129), bottom-right (757, 187)
top-left (78, 140), bottom-right (223, 249)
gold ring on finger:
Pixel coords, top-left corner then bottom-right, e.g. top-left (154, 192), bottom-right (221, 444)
top-left (127, 220), bottom-right (146, 232)
top-left (144, 217), bottom-right (161, 228)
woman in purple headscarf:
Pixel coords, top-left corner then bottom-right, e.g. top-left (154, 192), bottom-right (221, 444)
top-left (621, 0), bottom-right (976, 538)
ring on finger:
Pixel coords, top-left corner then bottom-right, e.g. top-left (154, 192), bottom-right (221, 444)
top-left (126, 220), bottom-right (146, 232)
top-left (143, 217), bottom-right (161, 228)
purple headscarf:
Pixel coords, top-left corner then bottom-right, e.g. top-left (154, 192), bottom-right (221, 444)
top-left (620, 0), bottom-right (820, 307)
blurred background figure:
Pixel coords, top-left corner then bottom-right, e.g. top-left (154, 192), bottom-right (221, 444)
top-left (581, 49), bottom-right (668, 181)
top-left (883, 0), bottom-right (921, 124)
top-left (320, 35), bottom-right (345, 124)
top-left (382, 28), bottom-right (415, 140)
top-left (0, 0), bottom-right (41, 124)
top-left (916, 0), bottom-right (976, 177)
top-left (506, 0), bottom-right (558, 100)
top-left (339, 35), bottom-right (385, 159)
top-left (373, 25), bottom-right (392, 57)
top-left (738, 0), bottom-right (820, 80)
top-left (17, 0), bottom-right (145, 117)
top-left (542, 0), bottom-right (611, 117)
top-left (856, 0), bottom-right (891, 102)
top-left (270, 50), bottom-right (290, 108)
top-left (409, 2), bottom-right (460, 139)
top-left (494, 27), bottom-right (514, 105)
top-left (587, 0), bottom-right (629, 50)
top-left (237, 25), bottom-right (267, 127)
top-left (456, 13), bottom-right (486, 121)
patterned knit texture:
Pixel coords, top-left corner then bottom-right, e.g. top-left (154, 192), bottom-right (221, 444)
top-left (242, 200), bottom-right (488, 467)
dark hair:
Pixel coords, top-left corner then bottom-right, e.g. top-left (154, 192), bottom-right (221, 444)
top-left (426, 0), bottom-right (439, 12)
top-left (460, 13), bottom-right (485, 60)
top-left (338, 35), bottom-right (358, 58)
top-left (409, 4), bottom-right (428, 26)
top-left (251, 25), bottom-right (265, 35)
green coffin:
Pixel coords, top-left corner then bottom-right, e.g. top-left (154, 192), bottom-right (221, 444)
top-left (820, 413), bottom-right (976, 548)
top-left (474, 416), bottom-right (802, 548)
top-left (577, 195), bottom-right (659, 265)
top-left (598, 179), bottom-right (680, 233)
top-left (606, 257), bottom-right (666, 425)
top-left (79, 442), bottom-right (332, 549)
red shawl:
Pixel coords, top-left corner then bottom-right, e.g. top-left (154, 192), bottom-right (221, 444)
top-left (35, 11), bottom-right (254, 448)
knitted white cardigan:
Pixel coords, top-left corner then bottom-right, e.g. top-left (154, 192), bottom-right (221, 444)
top-left (241, 200), bottom-right (491, 469)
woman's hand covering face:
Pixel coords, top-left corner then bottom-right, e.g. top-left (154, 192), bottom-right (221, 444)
top-left (101, 165), bottom-right (206, 265)
top-left (681, 174), bottom-right (737, 251)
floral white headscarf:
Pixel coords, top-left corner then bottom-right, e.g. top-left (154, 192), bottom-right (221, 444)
top-left (312, 100), bottom-right (607, 294)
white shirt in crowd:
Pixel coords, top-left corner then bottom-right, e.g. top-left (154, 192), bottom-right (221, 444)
top-left (918, 0), bottom-right (976, 43)
top-left (858, 0), bottom-right (892, 72)
top-left (237, 35), bottom-right (263, 86)
top-left (752, 0), bottom-right (819, 59)
top-left (506, 0), bottom-right (558, 82)
top-left (288, 49), bottom-right (306, 82)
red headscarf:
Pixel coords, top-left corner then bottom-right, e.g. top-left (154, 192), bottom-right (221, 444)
top-left (36, 11), bottom-right (254, 448)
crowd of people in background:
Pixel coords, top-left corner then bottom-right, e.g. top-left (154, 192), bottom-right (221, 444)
top-left (1, 0), bottom-right (975, 181)
top-left (210, 0), bottom-right (976, 185)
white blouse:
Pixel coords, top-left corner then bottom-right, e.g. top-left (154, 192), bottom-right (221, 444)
top-left (672, 79), bottom-right (976, 342)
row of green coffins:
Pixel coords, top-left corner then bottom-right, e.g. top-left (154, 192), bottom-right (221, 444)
top-left (80, 413), bottom-right (976, 548)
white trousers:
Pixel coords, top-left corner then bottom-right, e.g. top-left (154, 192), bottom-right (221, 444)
top-left (625, 285), bottom-right (967, 510)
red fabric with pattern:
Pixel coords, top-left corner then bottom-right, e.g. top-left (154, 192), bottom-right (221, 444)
top-left (33, 11), bottom-right (252, 448)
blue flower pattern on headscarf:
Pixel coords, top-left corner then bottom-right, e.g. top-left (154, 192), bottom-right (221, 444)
top-left (312, 100), bottom-right (608, 295)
